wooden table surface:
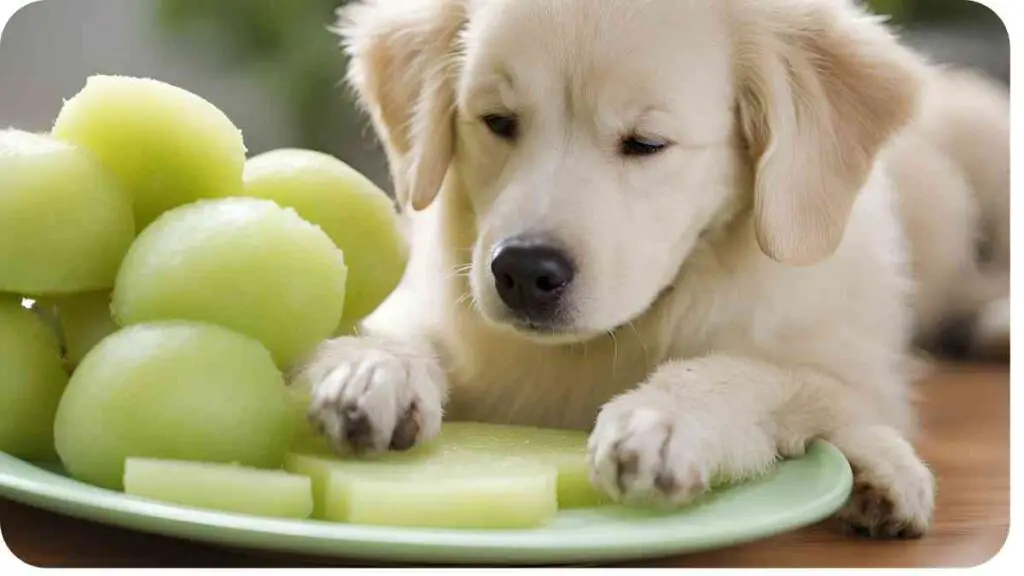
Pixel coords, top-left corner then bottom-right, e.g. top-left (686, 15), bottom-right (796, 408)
top-left (1, 363), bottom-right (1010, 568)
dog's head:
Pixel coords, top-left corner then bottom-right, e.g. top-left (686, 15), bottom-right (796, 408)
top-left (339, 0), bottom-right (925, 343)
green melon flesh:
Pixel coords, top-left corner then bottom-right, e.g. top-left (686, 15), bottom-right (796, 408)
top-left (238, 148), bottom-right (408, 328)
top-left (48, 291), bottom-right (119, 370)
top-left (111, 197), bottom-right (348, 368)
top-left (53, 321), bottom-right (296, 490)
top-left (437, 422), bottom-right (610, 509)
top-left (27, 298), bottom-right (64, 349)
top-left (123, 458), bottom-right (313, 519)
top-left (286, 450), bottom-right (557, 529)
top-left (0, 129), bottom-right (135, 295)
top-left (52, 75), bottom-right (247, 230)
top-left (336, 464), bottom-right (558, 529)
top-left (285, 421), bottom-right (609, 524)
top-left (0, 297), bottom-right (69, 461)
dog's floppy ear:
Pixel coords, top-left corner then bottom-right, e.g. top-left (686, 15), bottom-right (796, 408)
top-left (337, 0), bottom-right (467, 211)
top-left (734, 0), bottom-right (927, 265)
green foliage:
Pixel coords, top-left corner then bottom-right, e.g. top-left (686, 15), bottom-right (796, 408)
top-left (866, 0), bottom-right (995, 24)
top-left (153, 0), bottom-right (992, 157)
top-left (154, 0), bottom-right (358, 159)
top-left (158, 0), bottom-right (342, 64)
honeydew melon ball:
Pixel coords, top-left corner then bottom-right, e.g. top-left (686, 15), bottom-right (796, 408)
top-left (0, 297), bottom-right (69, 461)
top-left (238, 149), bottom-right (408, 328)
top-left (52, 75), bottom-right (246, 229)
top-left (111, 197), bottom-right (348, 368)
top-left (49, 291), bottom-right (119, 370)
top-left (0, 130), bottom-right (135, 295)
top-left (53, 321), bottom-right (295, 491)
top-left (28, 298), bottom-right (64, 349)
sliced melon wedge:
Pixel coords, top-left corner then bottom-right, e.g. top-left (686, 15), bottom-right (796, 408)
top-left (285, 421), bottom-right (610, 528)
top-left (123, 458), bottom-right (313, 519)
top-left (334, 463), bottom-right (558, 529)
top-left (437, 422), bottom-right (610, 509)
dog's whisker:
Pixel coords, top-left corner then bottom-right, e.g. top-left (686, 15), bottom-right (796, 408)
top-left (455, 291), bottom-right (474, 307)
top-left (628, 321), bottom-right (652, 375)
top-left (606, 330), bottom-right (620, 378)
top-left (444, 263), bottom-right (475, 282)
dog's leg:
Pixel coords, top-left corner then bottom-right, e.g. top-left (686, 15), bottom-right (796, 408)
top-left (587, 354), bottom-right (934, 537)
top-left (295, 335), bottom-right (446, 454)
top-left (827, 425), bottom-right (935, 539)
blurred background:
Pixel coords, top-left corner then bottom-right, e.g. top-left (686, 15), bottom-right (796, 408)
top-left (0, 0), bottom-right (1010, 195)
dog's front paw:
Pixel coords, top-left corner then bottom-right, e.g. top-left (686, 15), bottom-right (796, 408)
top-left (827, 425), bottom-right (936, 539)
top-left (837, 459), bottom-right (935, 539)
top-left (587, 399), bottom-right (712, 506)
top-left (300, 337), bottom-right (445, 454)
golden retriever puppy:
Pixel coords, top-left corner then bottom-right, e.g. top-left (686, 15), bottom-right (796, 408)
top-left (891, 68), bottom-right (1010, 361)
top-left (297, 0), bottom-right (1010, 539)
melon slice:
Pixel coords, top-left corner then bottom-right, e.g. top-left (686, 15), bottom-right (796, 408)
top-left (334, 464), bottom-right (558, 529)
top-left (437, 422), bottom-right (610, 509)
top-left (286, 449), bottom-right (556, 528)
top-left (285, 421), bottom-right (609, 527)
top-left (123, 458), bottom-right (313, 519)
top-left (284, 448), bottom-right (434, 519)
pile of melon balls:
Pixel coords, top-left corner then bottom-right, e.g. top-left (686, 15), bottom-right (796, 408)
top-left (1, 76), bottom-right (606, 529)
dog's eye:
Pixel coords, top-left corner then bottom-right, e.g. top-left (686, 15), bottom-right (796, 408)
top-left (620, 134), bottom-right (670, 157)
top-left (482, 114), bottom-right (519, 140)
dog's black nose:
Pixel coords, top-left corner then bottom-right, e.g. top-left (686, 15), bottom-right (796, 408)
top-left (491, 238), bottom-right (575, 316)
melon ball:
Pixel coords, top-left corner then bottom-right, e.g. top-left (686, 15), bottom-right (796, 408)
top-left (111, 197), bottom-right (347, 368)
top-left (49, 291), bottom-right (120, 370)
top-left (0, 129), bottom-right (135, 295)
top-left (53, 321), bottom-right (296, 490)
top-left (28, 298), bottom-right (64, 348)
top-left (52, 75), bottom-right (246, 229)
top-left (239, 149), bottom-right (408, 328)
top-left (0, 297), bottom-right (69, 461)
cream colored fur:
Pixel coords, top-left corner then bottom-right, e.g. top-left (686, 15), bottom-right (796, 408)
top-left (298, 0), bottom-right (1010, 539)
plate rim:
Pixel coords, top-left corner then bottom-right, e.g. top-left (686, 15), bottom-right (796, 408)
top-left (0, 440), bottom-right (853, 565)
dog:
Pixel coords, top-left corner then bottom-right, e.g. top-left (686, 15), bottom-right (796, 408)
top-left (295, 0), bottom-right (1010, 539)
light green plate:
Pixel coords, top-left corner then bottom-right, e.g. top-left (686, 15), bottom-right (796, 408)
top-left (0, 441), bottom-right (852, 565)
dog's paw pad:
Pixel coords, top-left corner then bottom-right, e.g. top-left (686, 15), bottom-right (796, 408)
top-left (837, 475), bottom-right (933, 539)
top-left (588, 406), bottom-right (710, 506)
top-left (305, 342), bottom-right (443, 455)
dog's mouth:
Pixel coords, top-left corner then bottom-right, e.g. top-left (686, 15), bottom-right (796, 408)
top-left (483, 311), bottom-right (584, 343)
top-left (474, 303), bottom-right (598, 345)
top-left (469, 236), bottom-right (683, 346)
top-left (486, 284), bottom-right (675, 346)
top-left (504, 319), bottom-right (598, 345)
top-left (509, 278), bottom-right (678, 346)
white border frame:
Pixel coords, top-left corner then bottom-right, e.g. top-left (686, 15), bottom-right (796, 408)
top-left (0, 0), bottom-right (1017, 573)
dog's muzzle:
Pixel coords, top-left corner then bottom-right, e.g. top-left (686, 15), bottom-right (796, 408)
top-left (490, 235), bottom-right (575, 325)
